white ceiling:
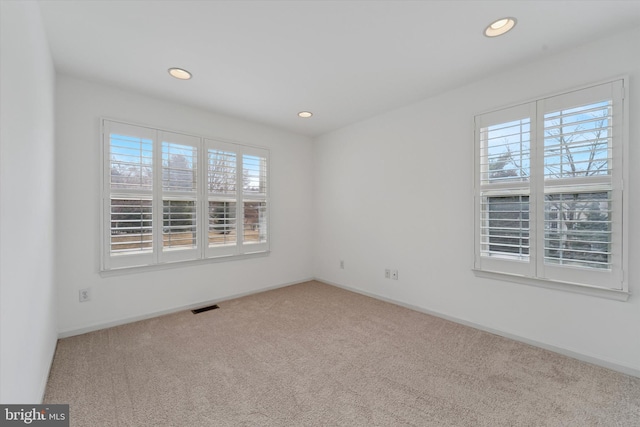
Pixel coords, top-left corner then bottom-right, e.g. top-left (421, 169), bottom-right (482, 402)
top-left (38, 0), bottom-right (640, 137)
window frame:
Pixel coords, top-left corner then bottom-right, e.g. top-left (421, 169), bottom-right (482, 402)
top-left (473, 78), bottom-right (629, 300)
top-left (101, 119), bottom-right (270, 273)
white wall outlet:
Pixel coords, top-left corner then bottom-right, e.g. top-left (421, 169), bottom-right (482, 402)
top-left (391, 269), bottom-right (398, 280)
top-left (385, 269), bottom-right (391, 279)
top-left (340, 260), bottom-right (344, 269)
top-left (79, 288), bottom-right (91, 302)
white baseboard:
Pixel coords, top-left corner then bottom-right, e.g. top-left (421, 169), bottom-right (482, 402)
top-left (317, 278), bottom-right (640, 379)
top-left (57, 278), bottom-right (314, 339)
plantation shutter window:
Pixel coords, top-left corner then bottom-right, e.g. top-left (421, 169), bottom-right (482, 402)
top-left (205, 140), bottom-right (239, 257)
top-left (474, 79), bottom-right (627, 294)
top-left (475, 102), bottom-right (536, 277)
top-left (536, 81), bottom-right (622, 287)
top-left (104, 121), bottom-right (156, 269)
top-left (102, 120), bottom-right (270, 271)
top-left (241, 147), bottom-right (269, 253)
top-left (160, 132), bottom-right (201, 263)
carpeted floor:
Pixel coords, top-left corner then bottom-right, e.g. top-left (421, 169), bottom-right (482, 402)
top-left (44, 281), bottom-right (640, 426)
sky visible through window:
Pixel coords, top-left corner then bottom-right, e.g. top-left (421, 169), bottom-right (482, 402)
top-left (485, 118), bottom-right (530, 183)
top-left (110, 134), bottom-right (153, 189)
top-left (543, 100), bottom-right (610, 179)
top-left (110, 135), bottom-right (266, 192)
top-left (483, 100), bottom-right (609, 183)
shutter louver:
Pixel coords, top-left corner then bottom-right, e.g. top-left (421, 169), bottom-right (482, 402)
top-left (543, 101), bottom-right (611, 180)
top-left (208, 149), bottom-right (236, 196)
top-left (242, 153), bottom-right (268, 246)
top-left (110, 198), bottom-right (152, 253)
top-left (109, 131), bottom-right (154, 257)
top-left (481, 195), bottom-right (530, 259)
top-left (544, 192), bottom-right (611, 269)
top-left (480, 118), bottom-right (530, 185)
top-left (161, 139), bottom-right (198, 254)
top-left (110, 134), bottom-right (153, 190)
top-left (478, 114), bottom-right (531, 263)
top-left (208, 148), bottom-right (238, 249)
top-left (162, 200), bottom-right (197, 249)
top-left (542, 100), bottom-right (613, 271)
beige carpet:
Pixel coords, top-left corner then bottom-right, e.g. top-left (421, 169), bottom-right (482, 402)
top-left (44, 281), bottom-right (640, 426)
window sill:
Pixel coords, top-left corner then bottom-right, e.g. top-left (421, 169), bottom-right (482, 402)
top-left (472, 269), bottom-right (630, 301)
top-left (100, 251), bottom-right (269, 277)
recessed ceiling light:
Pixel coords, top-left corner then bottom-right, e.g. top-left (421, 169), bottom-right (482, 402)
top-left (298, 111), bottom-right (313, 118)
top-left (168, 67), bottom-right (192, 80)
top-left (484, 17), bottom-right (517, 37)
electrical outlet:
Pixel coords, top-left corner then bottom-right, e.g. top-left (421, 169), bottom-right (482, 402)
top-left (391, 269), bottom-right (398, 280)
top-left (385, 269), bottom-right (390, 279)
top-left (79, 288), bottom-right (91, 302)
top-left (340, 260), bottom-right (345, 269)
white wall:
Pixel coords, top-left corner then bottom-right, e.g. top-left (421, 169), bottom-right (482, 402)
top-left (313, 27), bottom-right (640, 375)
top-left (0, 1), bottom-right (58, 403)
top-left (55, 75), bottom-right (314, 335)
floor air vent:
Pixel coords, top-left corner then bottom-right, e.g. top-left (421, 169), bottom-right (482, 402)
top-left (191, 304), bottom-right (220, 314)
